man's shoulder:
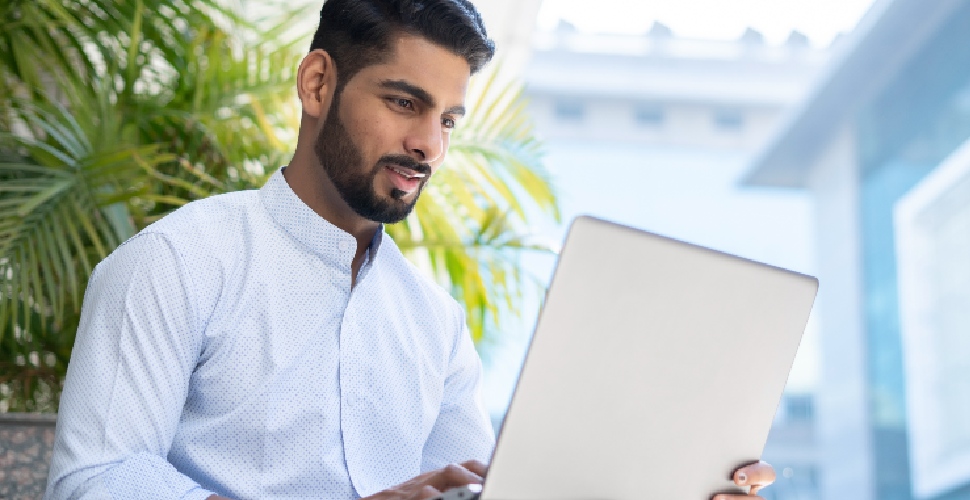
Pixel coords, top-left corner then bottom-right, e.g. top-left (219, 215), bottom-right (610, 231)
top-left (146, 189), bottom-right (260, 236)
top-left (105, 190), bottom-right (262, 275)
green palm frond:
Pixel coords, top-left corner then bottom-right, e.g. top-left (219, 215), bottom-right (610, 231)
top-left (0, 97), bottom-right (178, 410)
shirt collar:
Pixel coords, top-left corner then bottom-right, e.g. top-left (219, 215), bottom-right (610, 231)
top-left (259, 167), bottom-right (384, 264)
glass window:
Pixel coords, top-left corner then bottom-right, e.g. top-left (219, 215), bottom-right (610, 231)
top-left (634, 106), bottom-right (665, 127)
top-left (785, 394), bottom-right (815, 422)
top-left (854, 6), bottom-right (970, 498)
top-left (714, 109), bottom-right (745, 130)
top-left (553, 100), bottom-right (585, 122)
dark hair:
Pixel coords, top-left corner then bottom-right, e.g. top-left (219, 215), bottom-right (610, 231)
top-left (309, 0), bottom-right (495, 89)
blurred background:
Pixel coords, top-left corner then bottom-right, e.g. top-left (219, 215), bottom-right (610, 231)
top-left (4, 1), bottom-right (970, 499)
top-left (475, 1), bottom-right (970, 499)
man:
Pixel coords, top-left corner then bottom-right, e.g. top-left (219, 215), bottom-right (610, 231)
top-left (45, 1), bottom-right (776, 499)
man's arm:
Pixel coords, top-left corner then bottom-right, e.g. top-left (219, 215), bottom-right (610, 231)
top-left (419, 315), bottom-right (495, 473)
top-left (45, 233), bottom-right (213, 500)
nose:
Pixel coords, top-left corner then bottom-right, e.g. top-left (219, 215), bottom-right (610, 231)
top-left (404, 115), bottom-right (445, 164)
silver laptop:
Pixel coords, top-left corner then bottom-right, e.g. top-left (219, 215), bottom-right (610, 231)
top-left (445, 215), bottom-right (818, 500)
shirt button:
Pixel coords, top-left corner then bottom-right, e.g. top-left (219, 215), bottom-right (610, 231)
top-left (338, 241), bottom-right (351, 252)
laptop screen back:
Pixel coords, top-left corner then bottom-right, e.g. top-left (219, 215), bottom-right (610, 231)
top-left (481, 216), bottom-right (818, 500)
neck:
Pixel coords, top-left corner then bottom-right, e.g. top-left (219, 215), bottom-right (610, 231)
top-left (282, 153), bottom-right (379, 266)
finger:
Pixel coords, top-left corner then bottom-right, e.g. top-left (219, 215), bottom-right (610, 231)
top-left (712, 495), bottom-right (763, 500)
top-left (425, 463), bottom-right (483, 491)
top-left (414, 485), bottom-right (442, 500)
top-left (460, 460), bottom-right (488, 477)
top-left (734, 461), bottom-right (775, 487)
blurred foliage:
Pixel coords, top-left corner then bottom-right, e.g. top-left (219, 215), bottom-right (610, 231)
top-left (0, 0), bottom-right (558, 412)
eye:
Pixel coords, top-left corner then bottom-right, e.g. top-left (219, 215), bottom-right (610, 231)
top-left (392, 97), bottom-right (413, 110)
top-left (442, 116), bottom-right (456, 130)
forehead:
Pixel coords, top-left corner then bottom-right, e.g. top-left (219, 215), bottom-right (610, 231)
top-left (354, 35), bottom-right (472, 105)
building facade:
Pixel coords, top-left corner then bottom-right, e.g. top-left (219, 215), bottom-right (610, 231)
top-left (520, 24), bottom-right (825, 269)
top-left (745, 1), bottom-right (970, 499)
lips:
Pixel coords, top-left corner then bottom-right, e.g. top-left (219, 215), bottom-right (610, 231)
top-left (388, 164), bottom-right (426, 180)
top-left (384, 163), bottom-right (429, 194)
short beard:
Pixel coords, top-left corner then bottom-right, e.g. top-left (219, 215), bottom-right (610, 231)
top-left (313, 91), bottom-right (430, 224)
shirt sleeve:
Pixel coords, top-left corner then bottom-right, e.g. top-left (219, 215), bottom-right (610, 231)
top-left (44, 232), bottom-right (215, 500)
top-left (420, 311), bottom-right (496, 471)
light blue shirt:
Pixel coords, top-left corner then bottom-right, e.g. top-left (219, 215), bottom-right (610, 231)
top-left (45, 168), bottom-right (495, 500)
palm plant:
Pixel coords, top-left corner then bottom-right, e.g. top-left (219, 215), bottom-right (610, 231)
top-left (0, 0), bottom-right (558, 412)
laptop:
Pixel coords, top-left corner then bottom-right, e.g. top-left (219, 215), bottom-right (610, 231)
top-left (437, 215), bottom-right (818, 500)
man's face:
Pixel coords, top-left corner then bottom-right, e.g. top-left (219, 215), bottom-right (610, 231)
top-left (313, 35), bottom-right (471, 224)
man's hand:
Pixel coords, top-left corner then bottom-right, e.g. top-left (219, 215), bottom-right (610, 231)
top-left (365, 460), bottom-right (487, 500)
top-left (712, 461), bottom-right (776, 500)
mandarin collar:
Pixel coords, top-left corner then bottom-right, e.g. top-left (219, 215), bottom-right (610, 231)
top-left (259, 167), bottom-right (384, 265)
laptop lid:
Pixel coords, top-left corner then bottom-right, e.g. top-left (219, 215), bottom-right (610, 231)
top-left (481, 216), bottom-right (818, 500)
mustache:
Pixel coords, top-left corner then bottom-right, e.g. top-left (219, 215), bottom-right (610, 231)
top-left (378, 155), bottom-right (432, 175)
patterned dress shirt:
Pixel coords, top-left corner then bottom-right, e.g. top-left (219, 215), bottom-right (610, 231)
top-left (45, 168), bottom-right (495, 500)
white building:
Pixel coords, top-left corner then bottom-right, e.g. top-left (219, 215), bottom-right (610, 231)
top-left (519, 24), bottom-right (824, 271)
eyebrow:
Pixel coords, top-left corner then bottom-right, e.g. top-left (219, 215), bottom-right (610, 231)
top-left (379, 79), bottom-right (466, 116)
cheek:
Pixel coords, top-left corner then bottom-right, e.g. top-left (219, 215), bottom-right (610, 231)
top-left (338, 99), bottom-right (390, 157)
top-left (352, 116), bottom-right (399, 160)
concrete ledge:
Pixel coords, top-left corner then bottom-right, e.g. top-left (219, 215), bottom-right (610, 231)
top-left (0, 412), bottom-right (57, 426)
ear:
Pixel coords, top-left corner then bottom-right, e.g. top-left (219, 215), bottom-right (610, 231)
top-left (297, 49), bottom-right (337, 119)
